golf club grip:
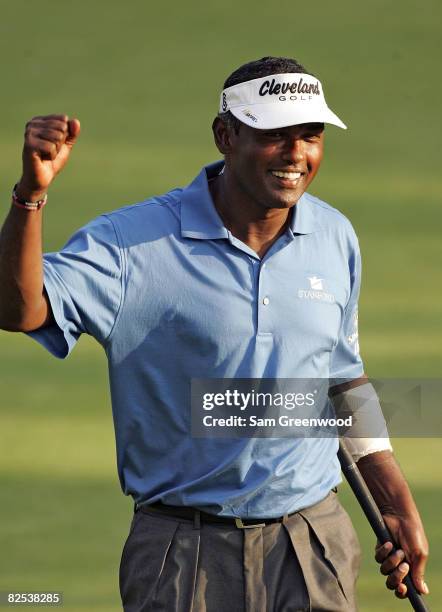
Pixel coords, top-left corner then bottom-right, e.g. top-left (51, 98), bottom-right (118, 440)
top-left (338, 442), bottom-right (430, 612)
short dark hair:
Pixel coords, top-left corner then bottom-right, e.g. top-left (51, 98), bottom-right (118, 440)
top-left (219, 56), bottom-right (313, 133)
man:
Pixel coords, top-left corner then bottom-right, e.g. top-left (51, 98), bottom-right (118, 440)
top-left (0, 56), bottom-right (429, 611)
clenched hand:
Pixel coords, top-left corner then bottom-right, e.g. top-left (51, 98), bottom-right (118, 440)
top-left (17, 114), bottom-right (80, 201)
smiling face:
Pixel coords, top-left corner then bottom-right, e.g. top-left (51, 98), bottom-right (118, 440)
top-left (214, 120), bottom-right (324, 211)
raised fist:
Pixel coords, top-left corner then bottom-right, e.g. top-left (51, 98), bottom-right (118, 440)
top-left (17, 114), bottom-right (81, 201)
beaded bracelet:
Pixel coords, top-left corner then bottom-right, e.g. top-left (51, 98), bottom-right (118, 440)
top-left (12, 184), bottom-right (47, 211)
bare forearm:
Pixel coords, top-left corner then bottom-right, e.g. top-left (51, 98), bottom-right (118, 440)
top-left (358, 450), bottom-right (429, 596)
top-left (357, 450), bottom-right (419, 519)
top-left (0, 193), bottom-right (47, 331)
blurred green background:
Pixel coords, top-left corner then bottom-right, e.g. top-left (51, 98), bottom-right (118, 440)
top-left (0, 0), bottom-right (440, 610)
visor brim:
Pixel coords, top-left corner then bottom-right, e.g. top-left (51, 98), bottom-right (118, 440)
top-left (229, 104), bottom-right (347, 130)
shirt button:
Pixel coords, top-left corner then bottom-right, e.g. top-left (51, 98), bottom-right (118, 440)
top-left (262, 296), bottom-right (270, 306)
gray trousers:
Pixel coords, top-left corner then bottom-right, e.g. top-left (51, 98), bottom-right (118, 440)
top-left (119, 491), bottom-right (361, 612)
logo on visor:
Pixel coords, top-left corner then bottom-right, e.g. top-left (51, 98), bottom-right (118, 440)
top-left (242, 109), bottom-right (258, 123)
top-left (258, 77), bottom-right (320, 97)
top-left (222, 93), bottom-right (228, 112)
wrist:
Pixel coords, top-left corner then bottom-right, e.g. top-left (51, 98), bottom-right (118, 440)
top-left (15, 179), bottom-right (47, 203)
top-left (12, 182), bottom-right (47, 212)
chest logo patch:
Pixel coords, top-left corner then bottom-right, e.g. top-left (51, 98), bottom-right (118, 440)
top-left (308, 276), bottom-right (323, 290)
top-left (298, 276), bottom-right (335, 303)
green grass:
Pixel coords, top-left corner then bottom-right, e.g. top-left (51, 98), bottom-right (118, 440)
top-left (1, 0), bottom-right (441, 609)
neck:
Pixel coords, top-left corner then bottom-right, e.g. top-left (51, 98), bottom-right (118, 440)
top-left (209, 170), bottom-right (292, 258)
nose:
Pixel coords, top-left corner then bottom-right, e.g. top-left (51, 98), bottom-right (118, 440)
top-left (281, 136), bottom-right (306, 165)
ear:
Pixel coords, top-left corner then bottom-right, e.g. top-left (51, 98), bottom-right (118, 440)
top-left (212, 116), bottom-right (234, 155)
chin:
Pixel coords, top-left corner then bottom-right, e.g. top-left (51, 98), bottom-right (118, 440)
top-left (266, 194), bottom-right (301, 209)
top-left (267, 201), bottom-right (295, 210)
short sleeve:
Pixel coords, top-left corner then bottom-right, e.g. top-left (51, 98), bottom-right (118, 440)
top-left (26, 214), bottom-right (123, 359)
top-left (329, 228), bottom-right (364, 383)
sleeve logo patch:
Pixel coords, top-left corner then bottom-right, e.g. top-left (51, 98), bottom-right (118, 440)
top-left (348, 310), bottom-right (360, 355)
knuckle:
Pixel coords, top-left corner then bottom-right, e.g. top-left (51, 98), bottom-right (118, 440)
top-left (42, 129), bottom-right (57, 141)
top-left (375, 547), bottom-right (388, 563)
top-left (50, 122), bottom-right (68, 135)
top-left (399, 563), bottom-right (409, 575)
top-left (386, 567), bottom-right (407, 590)
top-left (25, 120), bottom-right (36, 134)
top-left (23, 137), bottom-right (36, 151)
top-left (40, 141), bottom-right (55, 153)
top-left (374, 544), bottom-right (384, 554)
top-left (379, 562), bottom-right (390, 576)
top-left (39, 131), bottom-right (61, 146)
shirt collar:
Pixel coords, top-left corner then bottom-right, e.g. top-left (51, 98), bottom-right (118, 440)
top-left (289, 192), bottom-right (319, 235)
top-left (180, 161), bottom-right (318, 239)
top-left (180, 161), bottom-right (228, 239)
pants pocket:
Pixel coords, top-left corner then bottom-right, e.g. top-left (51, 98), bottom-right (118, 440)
top-left (119, 512), bottom-right (142, 589)
top-left (151, 521), bottom-right (201, 612)
top-left (119, 512), bottom-right (180, 612)
top-left (297, 492), bottom-right (361, 611)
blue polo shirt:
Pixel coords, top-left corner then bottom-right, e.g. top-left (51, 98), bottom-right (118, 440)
top-left (27, 161), bottom-right (363, 517)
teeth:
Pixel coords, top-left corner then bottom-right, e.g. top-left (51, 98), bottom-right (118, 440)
top-left (272, 170), bottom-right (301, 180)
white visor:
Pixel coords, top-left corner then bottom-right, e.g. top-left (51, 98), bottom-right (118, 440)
top-left (219, 73), bottom-right (346, 130)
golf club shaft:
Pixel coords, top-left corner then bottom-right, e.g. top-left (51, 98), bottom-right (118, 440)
top-left (338, 441), bottom-right (429, 612)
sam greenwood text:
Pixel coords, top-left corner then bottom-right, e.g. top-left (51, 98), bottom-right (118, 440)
top-left (202, 415), bottom-right (353, 428)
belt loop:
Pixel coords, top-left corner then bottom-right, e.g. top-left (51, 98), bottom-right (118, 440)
top-left (234, 517), bottom-right (266, 529)
top-left (281, 513), bottom-right (289, 524)
top-left (193, 509), bottom-right (201, 530)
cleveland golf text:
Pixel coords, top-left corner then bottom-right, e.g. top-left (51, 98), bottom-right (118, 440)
top-left (258, 77), bottom-right (320, 97)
